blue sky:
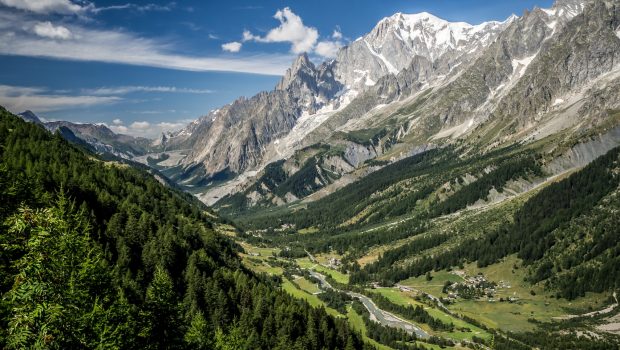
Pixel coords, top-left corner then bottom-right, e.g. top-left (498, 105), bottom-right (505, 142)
top-left (0, 0), bottom-right (553, 137)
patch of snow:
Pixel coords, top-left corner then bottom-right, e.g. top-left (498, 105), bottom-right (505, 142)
top-left (504, 14), bottom-right (518, 24)
top-left (493, 83), bottom-right (506, 95)
top-left (467, 46), bottom-right (480, 55)
top-left (448, 62), bottom-right (462, 72)
top-left (363, 39), bottom-right (399, 75)
top-left (270, 109), bottom-right (335, 159)
top-left (553, 98), bottom-right (564, 106)
top-left (353, 69), bottom-right (373, 85)
top-left (616, 28), bottom-right (620, 40)
top-left (511, 53), bottom-right (537, 79)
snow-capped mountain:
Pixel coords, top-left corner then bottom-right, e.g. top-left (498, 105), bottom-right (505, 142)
top-left (51, 0), bottom-right (620, 209)
top-left (156, 9), bottom-right (518, 189)
top-left (333, 12), bottom-right (515, 90)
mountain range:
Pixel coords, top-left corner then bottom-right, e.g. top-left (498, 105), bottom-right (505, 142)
top-left (18, 0), bottom-right (620, 212)
top-left (8, 0), bottom-right (620, 348)
top-left (103, 0), bottom-right (616, 206)
top-left (17, 0), bottom-right (618, 209)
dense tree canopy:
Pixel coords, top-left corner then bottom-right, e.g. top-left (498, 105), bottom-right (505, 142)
top-left (0, 108), bottom-right (372, 349)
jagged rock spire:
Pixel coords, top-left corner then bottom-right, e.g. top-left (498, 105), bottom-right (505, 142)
top-left (276, 53), bottom-right (315, 91)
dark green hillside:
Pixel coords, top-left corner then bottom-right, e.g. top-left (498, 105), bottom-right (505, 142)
top-left (0, 108), bottom-right (371, 350)
top-left (237, 147), bottom-right (452, 230)
top-left (351, 145), bottom-right (620, 298)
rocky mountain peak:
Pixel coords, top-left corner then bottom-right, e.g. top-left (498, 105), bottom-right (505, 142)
top-left (366, 11), bottom-right (514, 57)
top-left (276, 53), bottom-right (316, 91)
top-left (332, 10), bottom-right (515, 92)
top-left (553, 0), bottom-right (586, 9)
top-left (548, 0), bottom-right (587, 20)
top-left (150, 0), bottom-right (612, 204)
top-left (18, 110), bottom-right (43, 125)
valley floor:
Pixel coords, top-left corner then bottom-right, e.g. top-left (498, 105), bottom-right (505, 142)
top-left (235, 237), bottom-right (618, 350)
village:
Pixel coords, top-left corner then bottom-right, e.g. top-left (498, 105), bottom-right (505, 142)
top-left (438, 271), bottom-right (518, 303)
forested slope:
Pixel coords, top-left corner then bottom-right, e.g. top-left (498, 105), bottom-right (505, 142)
top-left (0, 108), bottom-right (371, 350)
top-left (350, 145), bottom-right (620, 298)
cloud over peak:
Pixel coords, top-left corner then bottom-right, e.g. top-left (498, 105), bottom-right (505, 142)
top-left (240, 7), bottom-right (344, 58)
top-left (108, 118), bottom-right (186, 138)
top-left (242, 7), bottom-right (318, 54)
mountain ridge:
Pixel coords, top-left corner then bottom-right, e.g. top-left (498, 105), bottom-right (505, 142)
top-left (20, 0), bottom-right (620, 212)
top-left (145, 6), bottom-right (523, 201)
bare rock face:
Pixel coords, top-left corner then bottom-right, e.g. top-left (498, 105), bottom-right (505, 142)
top-left (168, 53), bottom-right (344, 180)
top-left (496, 0), bottom-right (620, 126)
top-left (276, 53), bottom-right (342, 114)
top-left (180, 91), bottom-right (300, 177)
top-left (369, 0), bottom-right (600, 138)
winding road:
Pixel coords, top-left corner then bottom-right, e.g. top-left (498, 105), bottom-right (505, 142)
top-left (554, 292), bottom-right (619, 320)
top-left (309, 271), bottom-right (429, 339)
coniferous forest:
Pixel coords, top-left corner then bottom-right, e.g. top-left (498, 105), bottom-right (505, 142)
top-left (0, 109), bottom-right (371, 349)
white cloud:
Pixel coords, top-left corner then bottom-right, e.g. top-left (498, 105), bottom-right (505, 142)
top-left (130, 121), bottom-right (150, 129)
top-left (89, 3), bottom-right (131, 12)
top-left (0, 0), bottom-right (84, 14)
top-left (0, 10), bottom-right (292, 76)
top-left (85, 85), bottom-right (214, 95)
top-left (243, 7), bottom-right (318, 54)
top-left (315, 40), bottom-right (342, 59)
top-left (207, 33), bottom-right (219, 39)
top-left (241, 9), bottom-right (345, 58)
top-left (109, 118), bottom-right (186, 137)
top-left (332, 29), bottom-right (342, 40)
top-left (222, 41), bottom-right (242, 53)
top-left (33, 21), bottom-right (72, 40)
top-left (242, 30), bottom-right (257, 42)
top-left (92, 2), bottom-right (176, 14)
top-left (112, 118), bottom-right (122, 125)
top-left (157, 121), bottom-right (184, 130)
top-left (0, 84), bottom-right (121, 112)
top-left (314, 27), bottom-right (345, 59)
top-left (109, 125), bottom-right (129, 134)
